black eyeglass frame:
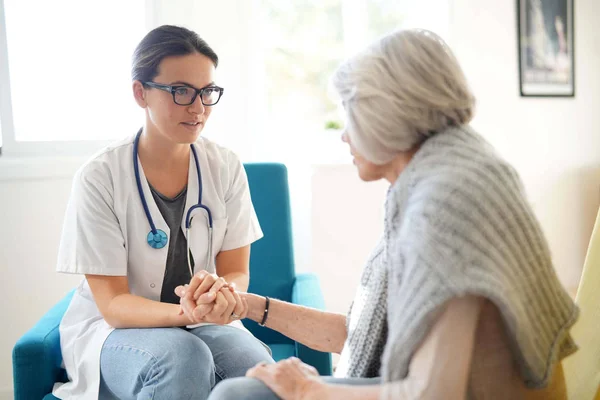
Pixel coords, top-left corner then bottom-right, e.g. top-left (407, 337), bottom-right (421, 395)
top-left (142, 81), bottom-right (224, 106)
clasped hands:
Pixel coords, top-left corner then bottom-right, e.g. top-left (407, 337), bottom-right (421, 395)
top-left (175, 273), bottom-right (326, 399)
top-left (174, 271), bottom-right (248, 325)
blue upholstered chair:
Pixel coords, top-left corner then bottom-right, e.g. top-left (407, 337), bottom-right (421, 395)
top-left (12, 163), bottom-right (332, 400)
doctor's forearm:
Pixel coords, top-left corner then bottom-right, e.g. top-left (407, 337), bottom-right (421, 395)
top-left (105, 294), bottom-right (191, 329)
top-left (215, 245), bottom-right (251, 292)
top-left (221, 272), bottom-right (249, 292)
top-left (243, 293), bottom-right (347, 353)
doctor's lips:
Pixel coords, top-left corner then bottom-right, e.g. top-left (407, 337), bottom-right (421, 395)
top-left (181, 120), bottom-right (203, 127)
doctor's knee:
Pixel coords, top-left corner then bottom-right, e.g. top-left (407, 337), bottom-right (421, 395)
top-left (161, 333), bottom-right (216, 380)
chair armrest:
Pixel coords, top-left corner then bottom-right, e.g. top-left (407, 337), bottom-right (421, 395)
top-left (292, 273), bottom-right (326, 309)
top-left (13, 290), bottom-right (74, 400)
top-left (292, 273), bottom-right (333, 376)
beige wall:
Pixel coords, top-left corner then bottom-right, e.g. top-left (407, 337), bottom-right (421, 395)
top-left (450, 0), bottom-right (600, 289)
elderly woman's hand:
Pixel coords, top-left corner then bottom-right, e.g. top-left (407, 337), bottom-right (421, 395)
top-left (175, 271), bottom-right (216, 323)
top-left (192, 284), bottom-right (248, 325)
top-left (175, 272), bottom-right (248, 325)
top-left (246, 357), bottom-right (326, 400)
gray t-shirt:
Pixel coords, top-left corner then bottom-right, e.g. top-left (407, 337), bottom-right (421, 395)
top-left (149, 184), bottom-right (194, 304)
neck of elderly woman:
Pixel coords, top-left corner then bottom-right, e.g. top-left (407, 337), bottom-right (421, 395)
top-left (384, 144), bottom-right (421, 184)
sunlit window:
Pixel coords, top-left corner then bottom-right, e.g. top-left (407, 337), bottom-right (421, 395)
top-left (260, 0), bottom-right (406, 162)
top-left (4, 0), bottom-right (145, 142)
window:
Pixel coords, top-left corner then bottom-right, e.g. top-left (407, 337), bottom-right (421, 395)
top-left (257, 0), bottom-right (422, 163)
top-left (0, 0), bottom-right (145, 155)
top-left (0, 0), bottom-right (448, 159)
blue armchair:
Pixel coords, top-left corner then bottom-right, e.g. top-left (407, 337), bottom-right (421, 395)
top-left (12, 162), bottom-right (332, 400)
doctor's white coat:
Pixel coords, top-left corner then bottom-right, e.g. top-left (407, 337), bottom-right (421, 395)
top-left (52, 135), bottom-right (263, 399)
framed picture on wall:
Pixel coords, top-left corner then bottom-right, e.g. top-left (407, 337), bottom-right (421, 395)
top-left (517, 0), bottom-right (575, 97)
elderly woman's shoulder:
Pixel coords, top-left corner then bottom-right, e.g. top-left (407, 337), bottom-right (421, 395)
top-left (411, 126), bottom-right (523, 202)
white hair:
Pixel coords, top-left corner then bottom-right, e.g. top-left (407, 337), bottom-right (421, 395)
top-left (331, 29), bottom-right (475, 165)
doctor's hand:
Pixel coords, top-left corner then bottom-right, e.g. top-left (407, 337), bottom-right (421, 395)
top-left (175, 272), bottom-right (247, 325)
top-left (176, 285), bottom-right (247, 325)
top-left (191, 271), bottom-right (230, 300)
top-left (195, 285), bottom-right (247, 325)
top-left (176, 271), bottom-right (228, 323)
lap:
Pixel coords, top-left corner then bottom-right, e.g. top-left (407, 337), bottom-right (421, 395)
top-left (187, 324), bottom-right (271, 357)
top-left (188, 324), bottom-right (274, 380)
top-left (101, 325), bottom-right (269, 360)
top-left (324, 376), bottom-right (381, 385)
top-left (100, 327), bottom-right (216, 400)
top-left (208, 375), bottom-right (381, 400)
top-left (101, 326), bottom-right (211, 363)
top-left (100, 325), bottom-right (273, 383)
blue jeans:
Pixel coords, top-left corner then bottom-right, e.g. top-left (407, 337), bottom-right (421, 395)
top-left (208, 376), bottom-right (381, 400)
top-left (99, 325), bottom-right (274, 400)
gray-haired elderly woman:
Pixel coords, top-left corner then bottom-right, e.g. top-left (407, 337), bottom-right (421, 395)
top-left (185, 29), bottom-right (579, 399)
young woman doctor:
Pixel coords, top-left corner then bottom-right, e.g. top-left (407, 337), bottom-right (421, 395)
top-left (53, 25), bottom-right (274, 400)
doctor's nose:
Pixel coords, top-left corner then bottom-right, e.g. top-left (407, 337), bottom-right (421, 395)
top-left (188, 94), bottom-right (206, 115)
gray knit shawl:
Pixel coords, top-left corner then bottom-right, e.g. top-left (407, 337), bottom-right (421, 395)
top-left (336, 126), bottom-right (579, 389)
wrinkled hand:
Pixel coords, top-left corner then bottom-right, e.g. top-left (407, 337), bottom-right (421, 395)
top-left (246, 357), bottom-right (325, 400)
top-left (174, 271), bottom-right (248, 325)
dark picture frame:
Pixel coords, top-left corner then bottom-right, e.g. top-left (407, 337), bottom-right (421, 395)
top-left (517, 0), bottom-right (575, 97)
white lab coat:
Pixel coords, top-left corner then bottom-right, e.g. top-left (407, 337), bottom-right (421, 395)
top-left (52, 135), bottom-right (263, 399)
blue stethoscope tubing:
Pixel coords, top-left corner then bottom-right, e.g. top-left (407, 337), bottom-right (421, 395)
top-left (133, 129), bottom-right (213, 277)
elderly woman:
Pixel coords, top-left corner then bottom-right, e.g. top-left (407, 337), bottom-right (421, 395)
top-left (180, 29), bottom-right (579, 399)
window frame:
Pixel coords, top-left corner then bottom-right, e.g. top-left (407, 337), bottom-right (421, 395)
top-left (0, 0), bottom-right (156, 158)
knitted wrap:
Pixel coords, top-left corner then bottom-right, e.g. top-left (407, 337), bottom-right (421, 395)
top-left (336, 126), bottom-right (579, 389)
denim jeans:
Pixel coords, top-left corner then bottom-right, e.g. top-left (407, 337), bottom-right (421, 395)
top-left (208, 376), bottom-right (381, 400)
top-left (99, 325), bottom-right (274, 400)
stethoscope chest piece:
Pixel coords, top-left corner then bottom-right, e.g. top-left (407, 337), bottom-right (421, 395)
top-left (147, 229), bottom-right (168, 249)
top-left (134, 129), bottom-right (212, 274)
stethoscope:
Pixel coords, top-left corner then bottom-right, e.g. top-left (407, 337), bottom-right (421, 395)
top-left (133, 129), bottom-right (213, 277)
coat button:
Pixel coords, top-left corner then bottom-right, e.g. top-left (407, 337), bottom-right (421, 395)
top-left (150, 283), bottom-right (156, 288)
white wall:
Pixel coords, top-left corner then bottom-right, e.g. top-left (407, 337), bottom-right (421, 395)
top-left (1, 0), bottom-right (600, 398)
top-left (310, 166), bottom-right (386, 312)
top-left (0, 172), bottom-right (83, 399)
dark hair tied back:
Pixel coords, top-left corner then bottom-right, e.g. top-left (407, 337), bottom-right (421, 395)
top-left (132, 25), bottom-right (218, 82)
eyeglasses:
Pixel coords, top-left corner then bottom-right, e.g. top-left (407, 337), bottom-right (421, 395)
top-left (142, 81), bottom-right (224, 106)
